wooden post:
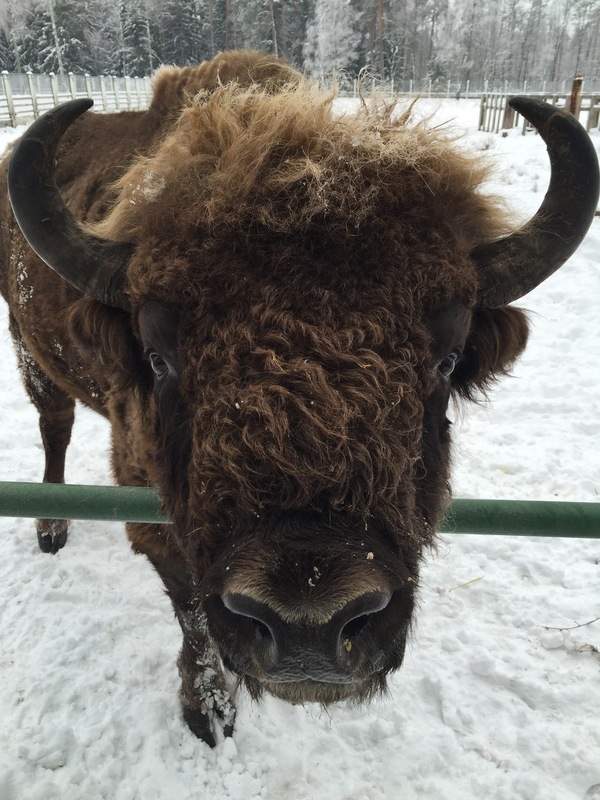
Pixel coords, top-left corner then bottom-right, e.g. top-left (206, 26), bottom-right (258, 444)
top-left (569, 73), bottom-right (583, 117)
top-left (112, 76), bottom-right (120, 110)
top-left (99, 75), bottom-right (108, 111)
top-left (1, 71), bottom-right (16, 126)
top-left (68, 71), bottom-right (77, 99)
top-left (587, 95), bottom-right (600, 130)
top-left (502, 98), bottom-right (516, 130)
top-left (26, 72), bottom-right (39, 119)
top-left (49, 72), bottom-right (59, 106)
top-left (125, 76), bottom-right (132, 110)
top-left (478, 94), bottom-right (486, 130)
top-left (84, 73), bottom-right (92, 99)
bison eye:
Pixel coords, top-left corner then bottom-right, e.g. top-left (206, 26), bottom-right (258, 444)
top-left (437, 351), bottom-right (459, 379)
top-left (148, 351), bottom-right (169, 379)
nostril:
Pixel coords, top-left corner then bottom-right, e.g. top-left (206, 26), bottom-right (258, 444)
top-left (336, 591), bottom-right (390, 647)
top-left (341, 612), bottom-right (374, 641)
top-left (222, 593), bottom-right (277, 643)
top-left (249, 618), bottom-right (272, 642)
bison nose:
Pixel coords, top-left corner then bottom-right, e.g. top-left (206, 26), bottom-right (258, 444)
top-left (222, 591), bottom-right (390, 683)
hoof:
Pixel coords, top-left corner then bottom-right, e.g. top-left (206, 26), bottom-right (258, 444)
top-left (182, 702), bottom-right (236, 747)
top-left (36, 519), bottom-right (68, 554)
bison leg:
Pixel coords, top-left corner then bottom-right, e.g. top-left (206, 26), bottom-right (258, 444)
top-left (177, 606), bottom-right (236, 747)
top-left (127, 528), bottom-right (236, 746)
top-left (9, 314), bottom-right (74, 553)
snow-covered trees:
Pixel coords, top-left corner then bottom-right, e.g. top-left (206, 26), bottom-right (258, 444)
top-left (0, 0), bottom-right (598, 88)
top-left (304, 0), bottom-right (361, 78)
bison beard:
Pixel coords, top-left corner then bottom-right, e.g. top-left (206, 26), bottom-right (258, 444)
top-left (1, 50), bottom-right (597, 747)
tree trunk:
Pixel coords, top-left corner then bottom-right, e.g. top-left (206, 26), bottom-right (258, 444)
top-left (47, 0), bottom-right (65, 75)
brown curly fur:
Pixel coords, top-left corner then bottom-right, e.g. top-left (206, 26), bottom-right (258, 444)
top-left (0, 52), bottom-right (530, 728)
top-left (80, 80), bottom-right (526, 561)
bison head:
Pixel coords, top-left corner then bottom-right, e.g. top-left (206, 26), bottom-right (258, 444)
top-left (8, 84), bottom-right (598, 708)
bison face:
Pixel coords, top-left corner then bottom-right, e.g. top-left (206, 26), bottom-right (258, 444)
top-left (135, 297), bottom-right (482, 703)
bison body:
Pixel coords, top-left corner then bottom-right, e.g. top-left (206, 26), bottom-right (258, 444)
top-left (1, 51), bottom-right (597, 746)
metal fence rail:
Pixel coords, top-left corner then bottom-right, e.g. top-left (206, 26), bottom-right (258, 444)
top-left (0, 70), bottom-right (153, 126)
top-left (0, 481), bottom-right (599, 538)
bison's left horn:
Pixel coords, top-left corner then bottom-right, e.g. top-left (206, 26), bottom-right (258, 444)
top-left (8, 98), bottom-right (131, 309)
top-left (473, 96), bottom-right (599, 308)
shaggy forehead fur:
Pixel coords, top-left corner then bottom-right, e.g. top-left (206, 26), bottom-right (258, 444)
top-left (93, 81), bottom-right (509, 297)
top-left (90, 83), bottom-right (511, 535)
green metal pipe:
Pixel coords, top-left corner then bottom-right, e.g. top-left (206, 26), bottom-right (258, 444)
top-left (0, 481), bottom-right (165, 525)
top-left (0, 481), bottom-right (599, 538)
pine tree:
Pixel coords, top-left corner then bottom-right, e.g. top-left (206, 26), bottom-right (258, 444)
top-left (196, 0), bottom-right (228, 58)
top-left (120, 0), bottom-right (157, 76)
top-left (0, 27), bottom-right (15, 70)
top-left (158, 0), bottom-right (203, 65)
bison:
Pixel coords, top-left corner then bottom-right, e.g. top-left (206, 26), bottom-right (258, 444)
top-left (1, 51), bottom-right (598, 747)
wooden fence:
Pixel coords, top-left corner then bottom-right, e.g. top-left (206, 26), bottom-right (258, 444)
top-left (479, 91), bottom-right (600, 133)
top-left (0, 71), bottom-right (153, 127)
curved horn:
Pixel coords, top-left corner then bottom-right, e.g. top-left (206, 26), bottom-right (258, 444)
top-left (473, 96), bottom-right (599, 308)
top-left (8, 98), bottom-right (131, 309)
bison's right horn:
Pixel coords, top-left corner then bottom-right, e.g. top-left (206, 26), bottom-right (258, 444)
top-left (8, 98), bottom-right (131, 309)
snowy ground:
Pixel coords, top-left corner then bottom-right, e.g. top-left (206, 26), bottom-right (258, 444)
top-left (0, 99), bottom-right (598, 800)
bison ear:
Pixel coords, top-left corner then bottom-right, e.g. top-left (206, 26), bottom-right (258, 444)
top-left (452, 307), bottom-right (530, 399)
top-left (67, 298), bottom-right (148, 391)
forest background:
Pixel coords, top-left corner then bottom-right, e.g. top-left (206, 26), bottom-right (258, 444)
top-left (1, 1), bottom-right (600, 96)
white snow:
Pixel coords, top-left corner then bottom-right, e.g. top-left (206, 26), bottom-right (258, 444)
top-left (0, 100), bottom-right (598, 800)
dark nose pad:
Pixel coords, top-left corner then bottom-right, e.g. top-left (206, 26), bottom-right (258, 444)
top-left (222, 591), bottom-right (390, 683)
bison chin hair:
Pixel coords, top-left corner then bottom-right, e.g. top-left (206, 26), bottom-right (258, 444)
top-left (240, 671), bottom-right (392, 706)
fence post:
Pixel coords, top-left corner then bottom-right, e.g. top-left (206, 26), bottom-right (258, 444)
top-left (587, 95), bottom-right (600, 130)
top-left (26, 71), bottom-right (39, 119)
top-left (569, 73), bottom-right (583, 118)
top-left (125, 76), bottom-right (132, 110)
top-left (49, 72), bottom-right (59, 106)
top-left (111, 76), bottom-right (121, 110)
top-left (84, 73), bottom-right (92, 99)
top-left (68, 71), bottom-right (77, 99)
top-left (135, 76), bottom-right (142, 109)
top-left (99, 75), bottom-right (108, 111)
top-left (1, 71), bottom-right (16, 126)
top-left (478, 93), bottom-right (486, 130)
top-left (466, 79), bottom-right (470, 99)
